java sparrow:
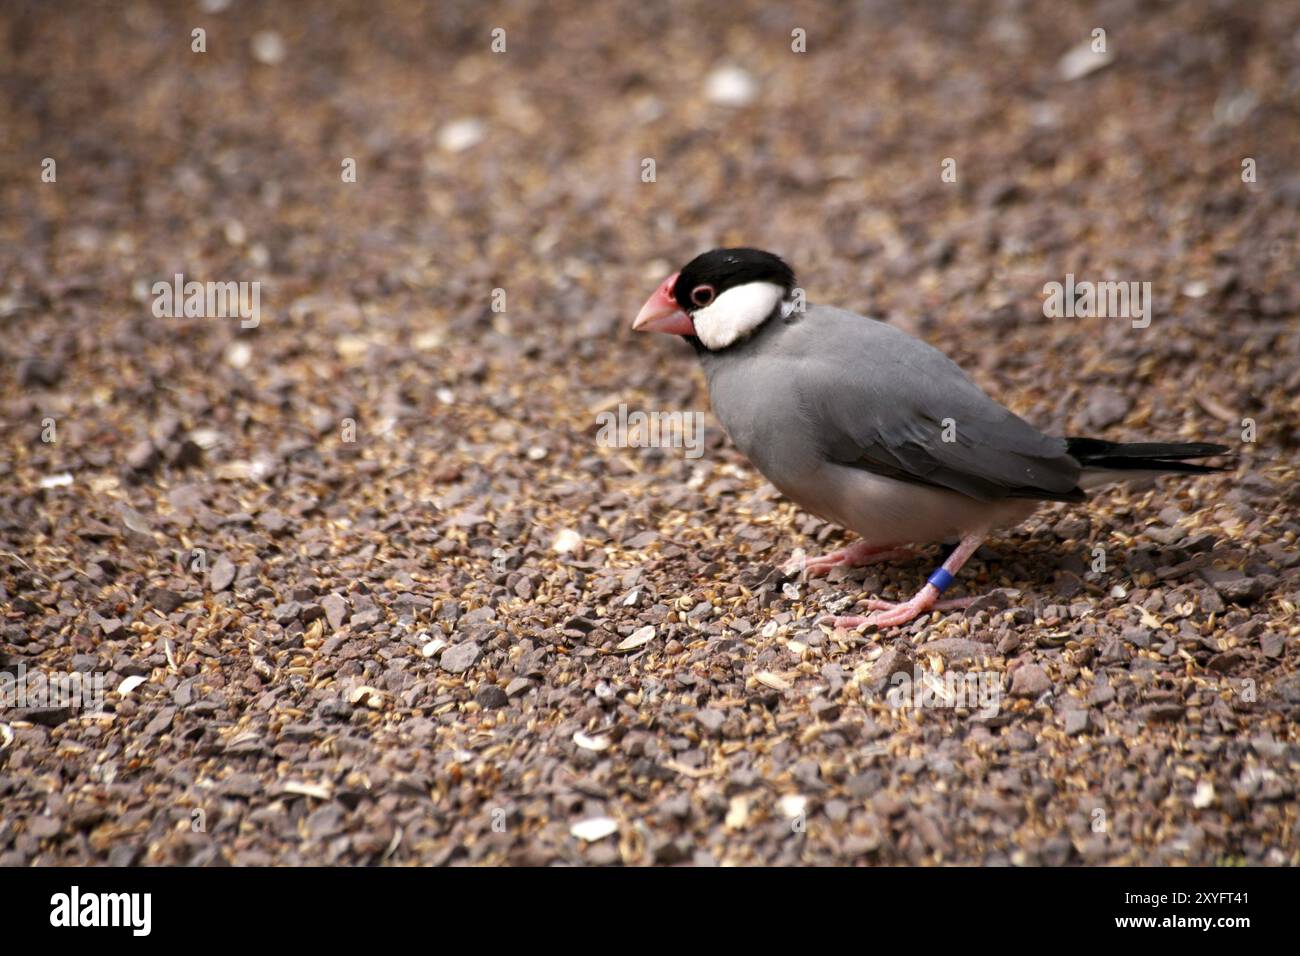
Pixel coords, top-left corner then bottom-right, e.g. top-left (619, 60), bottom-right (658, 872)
top-left (633, 248), bottom-right (1231, 630)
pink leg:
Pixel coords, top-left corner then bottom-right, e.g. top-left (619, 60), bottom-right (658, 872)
top-left (821, 533), bottom-right (985, 631)
top-left (784, 540), bottom-right (914, 578)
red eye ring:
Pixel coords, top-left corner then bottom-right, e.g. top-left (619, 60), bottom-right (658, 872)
top-left (691, 284), bottom-right (715, 307)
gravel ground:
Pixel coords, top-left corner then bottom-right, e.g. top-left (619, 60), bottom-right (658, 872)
top-left (2, 0), bottom-right (1298, 866)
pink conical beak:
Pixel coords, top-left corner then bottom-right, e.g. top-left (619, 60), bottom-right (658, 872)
top-left (633, 272), bottom-right (694, 335)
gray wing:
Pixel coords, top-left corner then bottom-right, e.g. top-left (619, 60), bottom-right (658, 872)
top-left (792, 307), bottom-right (1084, 503)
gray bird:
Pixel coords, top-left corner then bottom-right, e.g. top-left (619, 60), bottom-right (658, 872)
top-left (633, 247), bottom-right (1230, 630)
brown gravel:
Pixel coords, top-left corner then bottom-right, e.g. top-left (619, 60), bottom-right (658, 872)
top-left (1, 0), bottom-right (1298, 866)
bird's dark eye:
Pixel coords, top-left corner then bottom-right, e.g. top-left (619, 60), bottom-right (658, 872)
top-left (691, 284), bottom-right (715, 307)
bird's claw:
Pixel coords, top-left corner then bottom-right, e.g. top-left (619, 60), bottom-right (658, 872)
top-left (785, 543), bottom-right (911, 579)
top-left (820, 594), bottom-right (975, 632)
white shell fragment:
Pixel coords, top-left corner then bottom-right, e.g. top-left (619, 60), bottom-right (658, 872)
top-left (346, 685), bottom-right (385, 707)
top-left (225, 341), bottom-right (252, 369)
top-left (251, 30), bottom-right (287, 66)
top-left (573, 731), bottom-right (612, 752)
top-left (706, 66), bottom-right (758, 106)
top-left (1057, 41), bottom-right (1112, 81)
top-left (570, 817), bottom-right (619, 842)
top-left (552, 528), bottom-right (583, 555)
top-left (438, 118), bottom-right (485, 153)
top-left (616, 626), bottom-right (655, 652)
top-left (116, 676), bottom-right (147, 696)
top-left (778, 794), bottom-right (808, 819)
top-left (282, 781), bottom-right (333, 801)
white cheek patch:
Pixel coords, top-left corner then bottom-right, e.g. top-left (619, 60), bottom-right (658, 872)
top-left (691, 281), bottom-right (786, 350)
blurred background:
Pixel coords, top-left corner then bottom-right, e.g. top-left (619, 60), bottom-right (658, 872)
top-left (4, 1), bottom-right (1298, 454)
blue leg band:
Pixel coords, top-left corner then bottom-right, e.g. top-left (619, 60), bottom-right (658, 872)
top-left (927, 568), bottom-right (955, 594)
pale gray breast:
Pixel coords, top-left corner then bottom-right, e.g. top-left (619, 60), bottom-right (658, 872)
top-left (697, 311), bottom-right (826, 493)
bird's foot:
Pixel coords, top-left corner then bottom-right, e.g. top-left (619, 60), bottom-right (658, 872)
top-left (820, 588), bottom-right (975, 631)
top-left (785, 541), bottom-right (912, 578)
top-left (818, 533), bottom-right (986, 632)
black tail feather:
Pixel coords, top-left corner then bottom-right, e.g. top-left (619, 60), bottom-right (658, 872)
top-left (1066, 437), bottom-right (1233, 475)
